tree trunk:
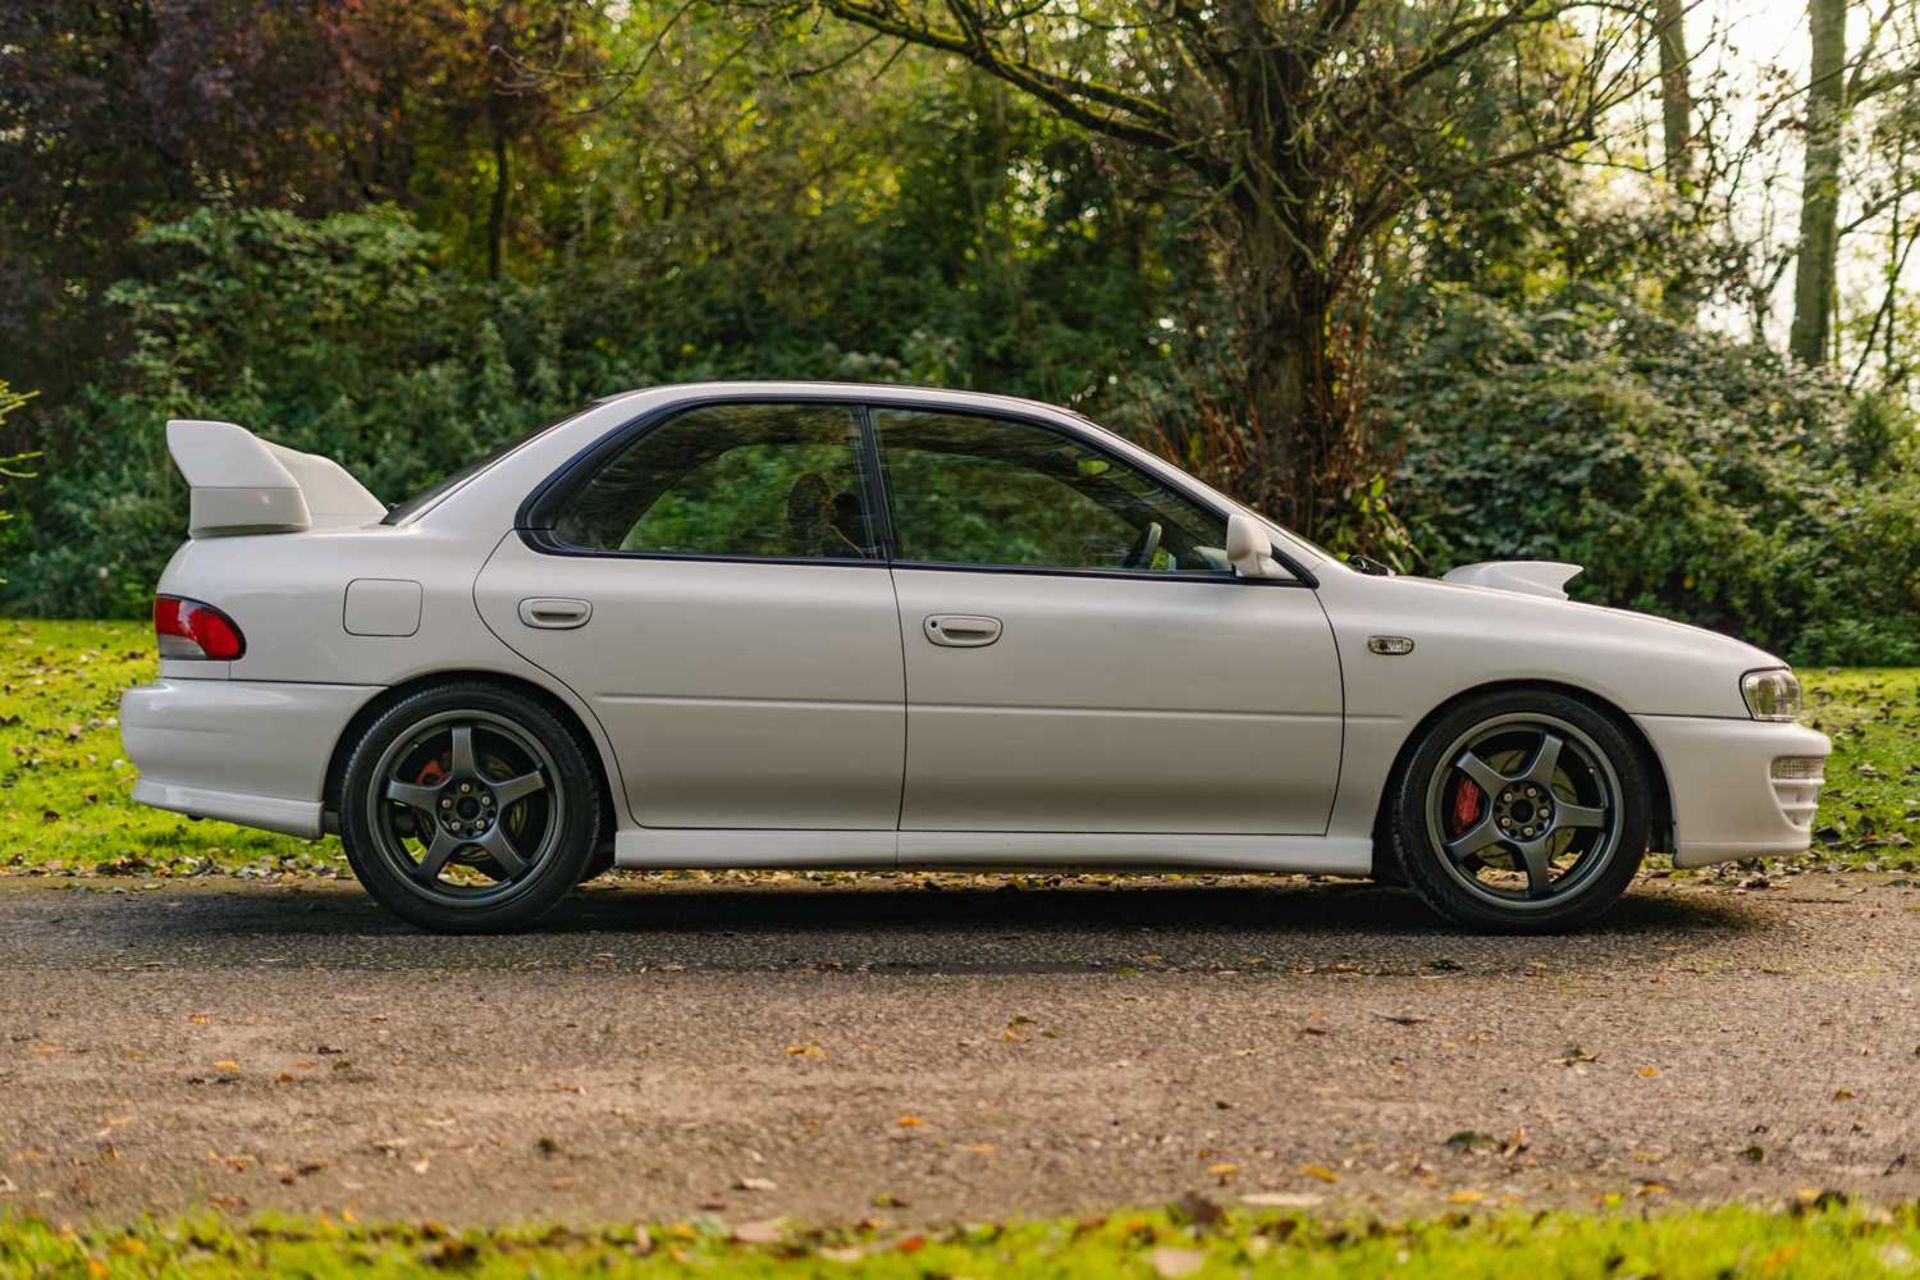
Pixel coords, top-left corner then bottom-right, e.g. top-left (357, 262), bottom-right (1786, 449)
top-left (1225, 179), bottom-right (1336, 533)
top-left (487, 123), bottom-right (510, 279)
top-left (1654, 0), bottom-right (1694, 192)
top-left (1790, 0), bottom-right (1847, 365)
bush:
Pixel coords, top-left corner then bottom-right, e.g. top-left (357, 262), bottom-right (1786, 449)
top-left (0, 380), bottom-right (38, 582)
top-left (2, 208), bottom-right (592, 616)
top-left (1380, 284), bottom-right (1920, 665)
top-left (4, 184), bottom-right (1185, 616)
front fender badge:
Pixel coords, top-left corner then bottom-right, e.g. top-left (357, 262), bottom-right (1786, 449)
top-left (1368, 635), bottom-right (1415, 656)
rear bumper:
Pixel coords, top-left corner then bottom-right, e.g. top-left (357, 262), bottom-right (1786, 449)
top-left (121, 678), bottom-right (380, 838)
top-left (1633, 714), bottom-right (1830, 868)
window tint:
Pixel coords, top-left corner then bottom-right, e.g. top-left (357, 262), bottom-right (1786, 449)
top-left (873, 409), bottom-right (1230, 574)
top-left (552, 403), bottom-right (877, 559)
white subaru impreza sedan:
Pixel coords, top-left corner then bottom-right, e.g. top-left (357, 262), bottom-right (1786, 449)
top-left (121, 383), bottom-right (1828, 933)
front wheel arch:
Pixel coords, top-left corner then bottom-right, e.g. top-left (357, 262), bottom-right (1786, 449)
top-left (1369, 679), bottom-right (1674, 879)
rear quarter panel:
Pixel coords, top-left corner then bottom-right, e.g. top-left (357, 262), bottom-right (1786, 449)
top-left (155, 523), bottom-right (630, 819)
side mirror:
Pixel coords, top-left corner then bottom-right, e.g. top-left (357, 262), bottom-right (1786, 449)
top-left (1226, 512), bottom-right (1287, 580)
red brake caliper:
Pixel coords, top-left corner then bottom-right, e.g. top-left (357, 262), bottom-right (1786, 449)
top-left (1452, 777), bottom-right (1484, 832)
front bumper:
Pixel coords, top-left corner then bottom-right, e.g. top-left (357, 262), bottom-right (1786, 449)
top-left (121, 678), bottom-right (381, 838)
top-left (1633, 714), bottom-right (1830, 867)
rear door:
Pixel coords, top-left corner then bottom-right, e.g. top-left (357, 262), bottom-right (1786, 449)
top-left (475, 400), bottom-right (905, 831)
top-left (874, 406), bottom-right (1344, 836)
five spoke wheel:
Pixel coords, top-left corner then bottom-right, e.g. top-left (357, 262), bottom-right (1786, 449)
top-left (1393, 692), bottom-right (1648, 932)
top-left (340, 683), bottom-right (598, 931)
top-left (382, 723), bottom-right (554, 885)
top-left (1437, 724), bottom-right (1618, 901)
top-left (372, 714), bottom-right (561, 895)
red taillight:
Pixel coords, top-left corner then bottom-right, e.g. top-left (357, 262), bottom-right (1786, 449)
top-left (153, 595), bottom-right (246, 660)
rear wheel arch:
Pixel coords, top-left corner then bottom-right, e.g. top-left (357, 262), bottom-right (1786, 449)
top-left (323, 670), bottom-right (619, 841)
top-left (1371, 679), bottom-right (1675, 876)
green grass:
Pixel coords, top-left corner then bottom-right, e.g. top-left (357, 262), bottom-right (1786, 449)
top-left (2, 1202), bottom-right (1916, 1279)
top-left (0, 619), bottom-right (340, 876)
top-left (1, 618), bottom-right (1915, 876)
top-left (1800, 668), bottom-right (1920, 863)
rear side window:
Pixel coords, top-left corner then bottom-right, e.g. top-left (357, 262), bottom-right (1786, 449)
top-left (551, 402), bottom-right (879, 560)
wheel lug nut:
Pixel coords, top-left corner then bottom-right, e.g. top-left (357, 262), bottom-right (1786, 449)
top-left (440, 797), bottom-right (452, 809)
top-left (481, 794), bottom-right (493, 806)
top-left (459, 782), bottom-right (472, 794)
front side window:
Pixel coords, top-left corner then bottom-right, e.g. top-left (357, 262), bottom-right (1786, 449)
top-left (873, 409), bottom-right (1230, 574)
top-left (551, 402), bottom-right (878, 560)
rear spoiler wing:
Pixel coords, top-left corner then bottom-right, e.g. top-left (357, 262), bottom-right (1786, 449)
top-left (166, 419), bottom-right (386, 538)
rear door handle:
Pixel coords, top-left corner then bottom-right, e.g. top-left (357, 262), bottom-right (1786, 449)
top-left (518, 597), bottom-right (592, 630)
top-left (924, 614), bottom-right (1002, 648)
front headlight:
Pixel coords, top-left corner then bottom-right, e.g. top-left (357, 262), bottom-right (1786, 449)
top-left (1741, 668), bottom-right (1802, 721)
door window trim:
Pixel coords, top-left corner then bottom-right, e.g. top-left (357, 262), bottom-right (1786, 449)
top-left (516, 391), bottom-right (1318, 588)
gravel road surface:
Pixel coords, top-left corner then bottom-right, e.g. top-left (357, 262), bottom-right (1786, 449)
top-left (1, 872), bottom-right (1914, 1226)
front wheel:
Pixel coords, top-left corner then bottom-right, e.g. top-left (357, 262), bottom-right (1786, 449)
top-left (1387, 690), bottom-right (1649, 933)
top-left (339, 682), bottom-right (601, 933)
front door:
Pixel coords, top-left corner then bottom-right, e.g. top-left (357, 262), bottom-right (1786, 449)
top-left (475, 400), bottom-right (905, 831)
top-left (873, 407), bottom-right (1343, 835)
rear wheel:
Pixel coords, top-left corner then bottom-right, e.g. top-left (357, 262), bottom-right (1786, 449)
top-left (339, 682), bottom-right (600, 932)
top-left (1388, 689), bottom-right (1648, 932)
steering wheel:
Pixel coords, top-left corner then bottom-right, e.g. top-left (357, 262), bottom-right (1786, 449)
top-left (1124, 519), bottom-right (1163, 570)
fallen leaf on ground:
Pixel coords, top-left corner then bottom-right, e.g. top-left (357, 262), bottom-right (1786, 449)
top-left (1151, 1247), bottom-right (1206, 1278)
top-left (1298, 1164), bottom-right (1341, 1183)
top-left (1240, 1192), bottom-right (1323, 1208)
top-left (732, 1219), bottom-right (785, 1245)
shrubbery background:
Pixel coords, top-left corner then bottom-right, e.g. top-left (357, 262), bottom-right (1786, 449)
top-left (1, 4), bottom-right (1913, 663)
top-left (7, 204), bottom-right (1911, 665)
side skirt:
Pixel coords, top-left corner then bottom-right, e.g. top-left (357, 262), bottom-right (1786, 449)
top-left (614, 828), bottom-right (1373, 875)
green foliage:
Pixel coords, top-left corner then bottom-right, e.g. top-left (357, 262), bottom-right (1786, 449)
top-left (5, 618), bottom-right (1909, 875)
top-left (1382, 285), bottom-right (1920, 665)
top-left (1, 1201), bottom-right (1917, 1278)
top-left (0, 381), bottom-right (37, 580)
top-left (3, 207), bottom-right (584, 616)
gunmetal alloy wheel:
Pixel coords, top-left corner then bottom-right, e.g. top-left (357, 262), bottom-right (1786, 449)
top-left (340, 683), bottom-right (599, 932)
top-left (367, 711), bottom-right (564, 900)
top-left (1390, 690), bottom-right (1649, 933)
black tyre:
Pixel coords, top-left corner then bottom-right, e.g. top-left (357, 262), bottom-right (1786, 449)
top-left (339, 681), bottom-right (601, 933)
top-left (1387, 689), bottom-right (1649, 933)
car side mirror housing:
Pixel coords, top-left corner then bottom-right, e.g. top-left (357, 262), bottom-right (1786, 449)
top-left (1226, 512), bottom-right (1287, 580)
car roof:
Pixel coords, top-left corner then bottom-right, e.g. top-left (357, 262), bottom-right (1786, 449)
top-left (590, 380), bottom-right (1089, 421)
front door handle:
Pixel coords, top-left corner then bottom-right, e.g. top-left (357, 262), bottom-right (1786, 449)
top-left (519, 597), bottom-right (593, 630)
top-left (924, 614), bottom-right (1002, 648)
